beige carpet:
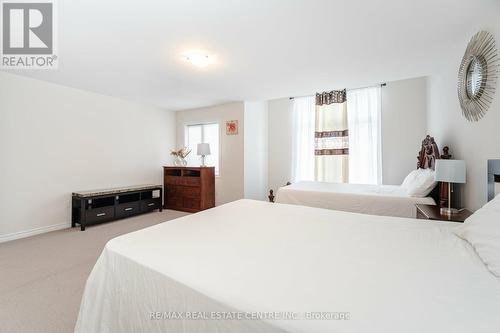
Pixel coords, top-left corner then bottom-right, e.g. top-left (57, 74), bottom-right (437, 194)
top-left (0, 210), bottom-right (189, 333)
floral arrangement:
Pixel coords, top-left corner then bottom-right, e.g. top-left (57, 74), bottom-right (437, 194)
top-left (170, 147), bottom-right (191, 159)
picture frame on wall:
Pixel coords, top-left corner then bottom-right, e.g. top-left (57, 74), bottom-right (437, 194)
top-left (226, 120), bottom-right (238, 135)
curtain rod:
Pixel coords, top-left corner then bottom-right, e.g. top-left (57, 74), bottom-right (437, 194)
top-left (289, 83), bottom-right (386, 100)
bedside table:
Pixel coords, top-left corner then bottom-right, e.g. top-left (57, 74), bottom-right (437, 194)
top-left (415, 204), bottom-right (472, 223)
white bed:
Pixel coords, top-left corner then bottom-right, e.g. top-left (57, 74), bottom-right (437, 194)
top-left (275, 181), bottom-right (435, 218)
top-left (75, 200), bottom-right (500, 333)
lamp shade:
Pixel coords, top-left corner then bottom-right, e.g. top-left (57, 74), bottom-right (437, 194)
top-left (197, 143), bottom-right (210, 156)
top-left (435, 159), bottom-right (466, 183)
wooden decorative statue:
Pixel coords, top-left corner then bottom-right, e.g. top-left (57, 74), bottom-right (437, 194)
top-left (417, 135), bottom-right (440, 170)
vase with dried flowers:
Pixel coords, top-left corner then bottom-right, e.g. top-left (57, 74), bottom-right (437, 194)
top-left (170, 147), bottom-right (191, 167)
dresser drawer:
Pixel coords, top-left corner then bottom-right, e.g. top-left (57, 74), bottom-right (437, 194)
top-left (165, 184), bottom-right (177, 195)
top-left (180, 186), bottom-right (200, 198)
top-left (183, 197), bottom-right (200, 210)
top-left (166, 196), bottom-right (182, 208)
top-left (182, 177), bottom-right (201, 186)
top-left (141, 198), bottom-right (162, 211)
top-left (165, 176), bottom-right (201, 187)
top-left (86, 206), bottom-right (115, 224)
top-left (165, 176), bottom-right (183, 185)
top-left (116, 202), bottom-right (140, 218)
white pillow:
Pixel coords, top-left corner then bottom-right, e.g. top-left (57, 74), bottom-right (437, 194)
top-left (401, 169), bottom-right (420, 189)
top-left (481, 193), bottom-right (500, 213)
top-left (455, 196), bottom-right (500, 278)
top-left (404, 169), bottom-right (437, 197)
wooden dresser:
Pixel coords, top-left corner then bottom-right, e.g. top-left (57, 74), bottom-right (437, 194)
top-left (163, 166), bottom-right (215, 212)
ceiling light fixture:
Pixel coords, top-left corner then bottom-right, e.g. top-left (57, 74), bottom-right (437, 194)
top-left (183, 50), bottom-right (215, 68)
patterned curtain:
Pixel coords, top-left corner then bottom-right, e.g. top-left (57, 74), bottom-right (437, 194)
top-left (315, 89), bottom-right (349, 182)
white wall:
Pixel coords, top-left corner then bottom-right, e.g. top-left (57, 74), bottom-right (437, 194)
top-left (175, 102), bottom-right (245, 205)
top-left (244, 101), bottom-right (269, 200)
top-left (427, 21), bottom-right (500, 210)
top-left (268, 98), bottom-right (293, 193)
top-left (0, 72), bottom-right (176, 241)
top-left (381, 77), bottom-right (428, 184)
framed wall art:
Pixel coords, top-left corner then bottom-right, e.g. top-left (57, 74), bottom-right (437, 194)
top-left (226, 120), bottom-right (238, 135)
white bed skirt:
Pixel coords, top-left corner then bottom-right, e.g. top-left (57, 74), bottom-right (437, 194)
top-left (276, 181), bottom-right (435, 218)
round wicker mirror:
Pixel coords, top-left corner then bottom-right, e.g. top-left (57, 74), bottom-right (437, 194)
top-left (458, 31), bottom-right (499, 122)
top-left (466, 56), bottom-right (484, 98)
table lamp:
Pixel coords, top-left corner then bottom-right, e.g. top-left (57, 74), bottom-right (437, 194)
top-left (435, 159), bottom-right (466, 215)
top-left (197, 143), bottom-right (210, 167)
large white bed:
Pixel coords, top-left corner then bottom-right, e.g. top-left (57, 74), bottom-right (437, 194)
top-left (275, 181), bottom-right (435, 218)
top-left (75, 199), bottom-right (500, 333)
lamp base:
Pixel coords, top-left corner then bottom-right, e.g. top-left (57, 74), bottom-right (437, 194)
top-left (440, 207), bottom-right (460, 215)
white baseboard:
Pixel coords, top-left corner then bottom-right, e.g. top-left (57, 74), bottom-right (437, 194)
top-left (0, 223), bottom-right (69, 243)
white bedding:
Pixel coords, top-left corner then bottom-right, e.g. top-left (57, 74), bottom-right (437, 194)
top-left (75, 200), bottom-right (500, 333)
top-left (275, 181), bottom-right (436, 218)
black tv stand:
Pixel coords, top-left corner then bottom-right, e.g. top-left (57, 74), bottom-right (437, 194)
top-left (72, 184), bottom-right (163, 231)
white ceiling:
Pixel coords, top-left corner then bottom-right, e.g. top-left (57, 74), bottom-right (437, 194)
top-left (3, 0), bottom-right (500, 111)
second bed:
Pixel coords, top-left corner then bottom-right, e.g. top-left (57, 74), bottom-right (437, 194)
top-left (275, 181), bottom-right (435, 218)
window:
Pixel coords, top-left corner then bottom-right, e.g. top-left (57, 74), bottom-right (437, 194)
top-left (185, 123), bottom-right (220, 175)
top-left (347, 86), bottom-right (381, 185)
top-left (291, 86), bottom-right (381, 185)
top-left (291, 96), bottom-right (315, 182)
